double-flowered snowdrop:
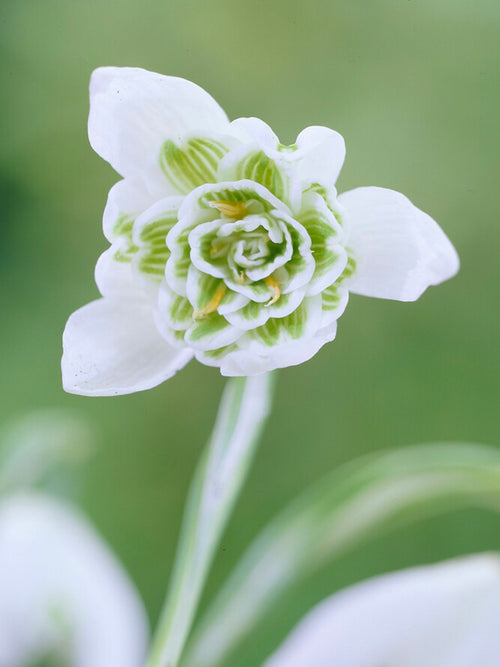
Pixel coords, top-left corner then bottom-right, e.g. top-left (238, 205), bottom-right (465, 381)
top-left (264, 554), bottom-right (500, 667)
top-left (0, 493), bottom-right (148, 667)
top-left (62, 67), bottom-right (459, 395)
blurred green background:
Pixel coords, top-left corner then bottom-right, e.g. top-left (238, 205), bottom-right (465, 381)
top-left (1, 0), bottom-right (499, 664)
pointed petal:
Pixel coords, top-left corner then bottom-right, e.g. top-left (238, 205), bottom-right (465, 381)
top-left (264, 555), bottom-right (500, 667)
top-left (88, 67), bottom-right (229, 179)
top-left (340, 186), bottom-right (459, 301)
top-left (62, 297), bottom-right (192, 396)
top-left (0, 493), bottom-right (149, 667)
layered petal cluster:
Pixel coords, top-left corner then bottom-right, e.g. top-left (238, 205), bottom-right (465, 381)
top-left (0, 493), bottom-right (148, 667)
top-left (62, 67), bottom-right (459, 395)
top-left (264, 554), bottom-right (500, 667)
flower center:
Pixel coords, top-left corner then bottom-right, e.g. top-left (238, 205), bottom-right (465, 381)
top-left (207, 212), bottom-right (288, 286)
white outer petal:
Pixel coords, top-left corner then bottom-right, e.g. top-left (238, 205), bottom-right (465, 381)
top-left (88, 67), bottom-right (230, 179)
top-left (293, 126), bottom-right (346, 187)
top-left (62, 296), bottom-right (192, 396)
top-left (102, 178), bottom-right (158, 242)
top-left (0, 493), bottom-right (149, 667)
top-left (340, 186), bottom-right (460, 301)
top-left (94, 248), bottom-right (142, 298)
top-left (264, 554), bottom-right (500, 667)
top-left (226, 120), bottom-right (345, 189)
top-left (227, 117), bottom-right (279, 150)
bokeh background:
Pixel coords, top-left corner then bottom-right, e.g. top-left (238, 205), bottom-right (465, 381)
top-left (1, 0), bottom-right (499, 664)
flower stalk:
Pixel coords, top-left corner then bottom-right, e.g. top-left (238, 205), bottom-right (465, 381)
top-left (146, 373), bottom-right (275, 667)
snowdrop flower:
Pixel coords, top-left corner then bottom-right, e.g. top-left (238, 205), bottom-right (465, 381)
top-left (62, 67), bottom-right (459, 395)
top-left (264, 554), bottom-right (500, 667)
top-left (0, 493), bottom-right (148, 667)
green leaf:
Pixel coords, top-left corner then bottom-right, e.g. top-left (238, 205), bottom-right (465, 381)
top-left (184, 443), bottom-right (500, 667)
top-left (146, 374), bottom-right (276, 667)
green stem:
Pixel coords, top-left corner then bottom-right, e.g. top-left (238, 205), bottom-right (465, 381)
top-left (146, 373), bottom-right (276, 667)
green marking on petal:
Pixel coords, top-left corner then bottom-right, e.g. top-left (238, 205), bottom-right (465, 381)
top-left (236, 300), bottom-right (263, 321)
top-left (242, 279), bottom-right (274, 302)
top-left (192, 274), bottom-right (226, 314)
top-left (160, 138), bottom-right (228, 194)
top-left (112, 214), bottom-right (138, 263)
top-left (305, 183), bottom-right (342, 223)
top-left (280, 225), bottom-right (310, 281)
top-left (321, 283), bottom-right (343, 311)
top-left (170, 329), bottom-right (187, 344)
top-left (168, 294), bottom-right (194, 329)
top-left (169, 228), bottom-right (192, 282)
top-left (298, 202), bottom-right (344, 286)
top-left (188, 312), bottom-right (231, 343)
top-left (251, 301), bottom-right (308, 346)
top-left (232, 151), bottom-right (287, 201)
top-left (136, 213), bottom-right (178, 280)
top-left (200, 186), bottom-right (256, 207)
top-left (278, 142), bottom-right (299, 153)
top-left (202, 343), bottom-right (238, 360)
top-left (339, 254), bottom-right (356, 282)
top-left (113, 214), bottom-right (134, 237)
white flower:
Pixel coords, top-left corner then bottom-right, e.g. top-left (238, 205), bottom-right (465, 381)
top-left (62, 67), bottom-right (459, 395)
top-left (264, 554), bottom-right (500, 667)
top-left (0, 493), bottom-right (148, 667)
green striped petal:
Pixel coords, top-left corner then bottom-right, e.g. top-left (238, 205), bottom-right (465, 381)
top-left (224, 287), bottom-right (306, 331)
top-left (189, 180), bottom-right (290, 216)
top-left (111, 214), bottom-right (138, 263)
top-left (339, 254), bottom-right (357, 284)
top-left (159, 137), bottom-right (229, 194)
top-left (168, 295), bottom-right (194, 330)
top-left (188, 220), bottom-right (232, 280)
top-left (133, 213), bottom-right (177, 281)
top-left (186, 267), bottom-right (225, 313)
top-left (223, 276), bottom-right (276, 303)
top-left (156, 283), bottom-right (194, 332)
top-left (250, 295), bottom-right (321, 347)
top-left (220, 148), bottom-right (289, 201)
top-left (320, 284), bottom-right (349, 327)
top-left (275, 222), bottom-right (315, 295)
top-left (224, 300), bottom-right (269, 331)
top-left (298, 192), bottom-right (347, 295)
top-left (165, 226), bottom-right (194, 297)
top-left (304, 182), bottom-right (343, 223)
top-left (194, 343), bottom-right (240, 367)
top-left (185, 313), bottom-right (241, 352)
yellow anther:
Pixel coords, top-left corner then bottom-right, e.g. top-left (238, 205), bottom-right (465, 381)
top-left (209, 200), bottom-right (247, 219)
top-left (193, 283), bottom-right (227, 319)
top-left (264, 276), bottom-right (281, 306)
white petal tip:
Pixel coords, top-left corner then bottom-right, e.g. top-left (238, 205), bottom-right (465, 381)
top-left (341, 187), bottom-right (460, 302)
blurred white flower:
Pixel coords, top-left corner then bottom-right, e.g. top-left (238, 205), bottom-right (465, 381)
top-left (0, 493), bottom-right (148, 667)
top-left (264, 554), bottom-right (500, 667)
top-left (62, 67), bottom-right (459, 395)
